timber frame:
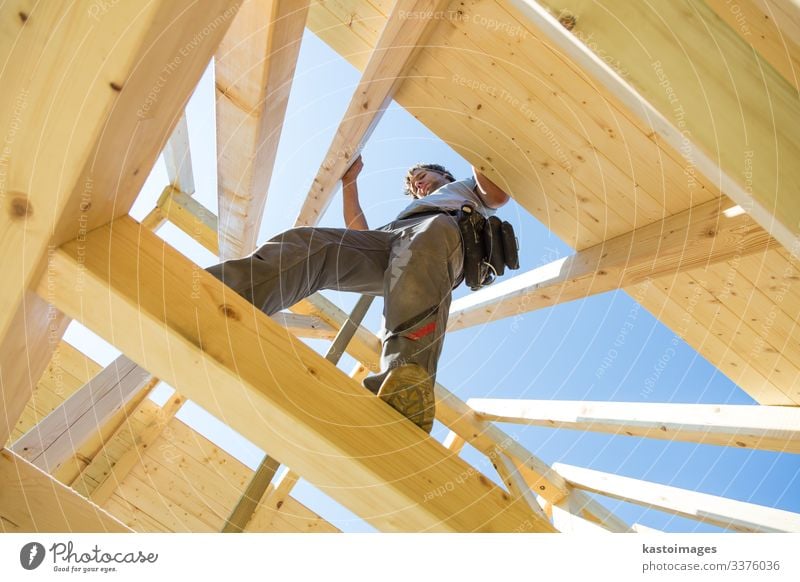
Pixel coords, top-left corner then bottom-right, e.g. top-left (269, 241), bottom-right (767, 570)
top-left (1, 0), bottom-right (798, 533)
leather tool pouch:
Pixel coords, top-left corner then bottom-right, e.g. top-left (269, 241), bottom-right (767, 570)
top-left (457, 206), bottom-right (520, 291)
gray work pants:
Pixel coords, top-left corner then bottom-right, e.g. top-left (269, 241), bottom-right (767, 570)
top-left (206, 213), bottom-right (464, 393)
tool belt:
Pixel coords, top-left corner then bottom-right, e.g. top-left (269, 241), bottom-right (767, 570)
top-left (457, 205), bottom-right (519, 290)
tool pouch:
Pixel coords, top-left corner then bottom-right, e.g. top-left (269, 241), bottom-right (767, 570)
top-left (457, 206), bottom-right (520, 291)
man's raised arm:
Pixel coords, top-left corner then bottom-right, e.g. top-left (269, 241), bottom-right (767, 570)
top-left (472, 167), bottom-right (511, 209)
top-left (342, 155), bottom-right (369, 230)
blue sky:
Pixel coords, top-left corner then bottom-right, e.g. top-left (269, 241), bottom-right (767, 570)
top-left (64, 29), bottom-right (799, 533)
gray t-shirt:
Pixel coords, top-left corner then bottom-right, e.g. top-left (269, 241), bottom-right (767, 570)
top-left (396, 177), bottom-right (497, 220)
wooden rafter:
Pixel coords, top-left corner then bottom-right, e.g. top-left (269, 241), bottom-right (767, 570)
top-left (705, 0), bottom-right (800, 93)
top-left (294, 0), bottom-right (449, 226)
top-left (71, 394), bottom-right (186, 505)
top-left (216, 0), bottom-right (310, 259)
top-left (526, 0), bottom-right (800, 252)
top-left (448, 196), bottom-right (775, 332)
top-left (42, 217), bottom-right (552, 532)
top-left (0, 0), bottom-right (240, 443)
top-left (554, 462), bottom-right (800, 533)
top-left (469, 398), bottom-right (800, 453)
top-left (12, 356), bottom-right (154, 473)
top-left (163, 113), bottom-right (196, 195)
top-left (0, 448), bottom-right (130, 532)
top-left (1, 294), bottom-right (69, 445)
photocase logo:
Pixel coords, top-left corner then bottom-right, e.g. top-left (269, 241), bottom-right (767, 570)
top-left (20, 542), bottom-right (46, 570)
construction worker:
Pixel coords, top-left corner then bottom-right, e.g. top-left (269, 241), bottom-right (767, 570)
top-left (207, 156), bottom-right (510, 433)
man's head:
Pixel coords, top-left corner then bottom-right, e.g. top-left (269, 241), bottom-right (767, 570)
top-left (404, 163), bottom-right (455, 198)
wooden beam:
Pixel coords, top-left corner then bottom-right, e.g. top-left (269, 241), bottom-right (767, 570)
top-left (1, 293), bottom-right (69, 446)
top-left (549, 494), bottom-right (614, 534)
top-left (435, 382), bottom-right (569, 504)
top-left (442, 431), bottom-right (466, 454)
top-left (0, 0), bottom-right (239, 447)
top-left (163, 113), bottom-right (195, 195)
top-left (73, 394), bottom-right (186, 505)
top-left (11, 356), bottom-right (154, 473)
top-left (289, 293), bottom-right (383, 372)
top-left (43, 217), bottom-right (552, 532)
top-left (0, 448), bottom-right (131, 532)
top-left (216, 0), bottom-right (309, 258)
top-left (294, 0), bottom-right (448, 226)
top-left (554, 462), bottom-right (800, 532)
top-left (222, 455), bottom-right (281, 532)
top-left (448, 197), bottom-right (775, 332)
top-left (153, 186), bottom-right (221, 255)
top-left (468, 398), bottom-right (800, 453)
top-left (493, 453), bottom-right (550, 521)
top-left (704, 0), bottom-right (800, 93)
top-left (272, 312), bottom-right (337, 339)
top-left (281, 286), bottom-right (632, 527)
top-left (243, 468), bottom-right (301, 532)
top-left (521, 0), bottom-right (800, 252)
top-left (566, 489), bottom-right (632, 533)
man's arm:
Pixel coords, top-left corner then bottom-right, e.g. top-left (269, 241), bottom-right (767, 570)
top-left (342, 155), bottom-right (368, 230)
top-left (472, 167), bottom-right (511, 209)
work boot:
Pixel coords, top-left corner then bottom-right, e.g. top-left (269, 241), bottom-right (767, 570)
top-left (377, 364), bottom-right (435, 433)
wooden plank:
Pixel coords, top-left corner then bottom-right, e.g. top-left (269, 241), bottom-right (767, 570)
top-left (648, 271), bottom-right (800, 403)
top-left (294, 0), bottom-right (449, 226)
top-left (103, 495), bottom-right (172, 533)
top-left (448, 196), bottom-right (776, 332)
top-left (222, 455), bottom-right (281, 532)
top-left (155, 186), bottom-right (221, 255)
top-left (289, 293), bottom-right (383, 372)
top-left (0, 0), bottom-right (239, 446)
top-left (554, 462), bottom-right (800, 532)
top-left (113, 472), bottom-right (216, 532)
top-left (1, 293), bottom-right (69, 446)
top-left (550, 494), bottom-right (613, 534)
top-left (11, 355), bottom-right (154, 473)
top-left (435, 382), bottom-right (569, 504)
top-left (442, 431), bottom-right (466, 454)
top-left (248, 493), bottom-right (340, 533)
top-left (216, 0), bottom-right (309, 258)
top-left (469, 398), bottom-right (800, 453)
top-left (0, 448), bottom-right (130, 532)
top-left (493, 453), bottom-right (550, 521)
top-left (9, 343), bottom-right (92, 443)
top-left (74, 394), bottom-right (186, 505)
top-left (44, 216), bottom-right (552, 532)
top-left (705, 0), bottom-right (800, 92)
top-left (163, 113), bottom-right (195, 194)
top-left (528, 0), bottom-right (800, 252)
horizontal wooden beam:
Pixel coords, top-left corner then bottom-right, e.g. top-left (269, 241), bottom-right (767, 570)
top-left (294, 0), bottom-right (448, 226)
top-left (448, 196), bottom-right (775, 331)
top-left (468, 398), bottom-right (800, 453)
top-left (43, 216), bottom-right (552, 532)
top-left (0, 448), bottom-right (131, 532)
top-left (216, 0), bottom-right (309, 258)
top-left (554, 462), bottom-right (800, 532)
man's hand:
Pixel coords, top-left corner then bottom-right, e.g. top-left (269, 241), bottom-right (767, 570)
top-left (342, 155), bottom-right (364, 186)
top-left (342, 155), bottom-right (368, 230)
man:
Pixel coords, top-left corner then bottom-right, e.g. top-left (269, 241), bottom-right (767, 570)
top-left (207, 156), bottom-right (510, 433)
